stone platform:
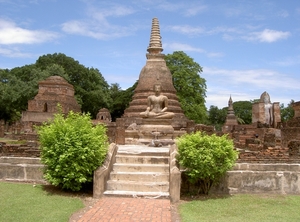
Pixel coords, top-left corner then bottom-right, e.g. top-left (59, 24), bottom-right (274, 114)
top-left (0, 156), bottom-right (45, 183)
top-left (125, 119), bottom-right (186, 146)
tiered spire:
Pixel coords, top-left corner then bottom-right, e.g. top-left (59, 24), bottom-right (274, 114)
top-left (223, 95), bottom-right (238, 131)
top-left (147, 17), bottom-right (163, 54)
top-left (227, 95), bottom-right (235, 115)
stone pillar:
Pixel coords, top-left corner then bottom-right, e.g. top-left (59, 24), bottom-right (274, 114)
top-left (292, 101), bottom-right (300, 118)
top-left (252, 102), bottom-right (265, 124)
top-left (115, 118), bottom-right (125, 145)
top-left (273, 102), bottom-right (281, 128)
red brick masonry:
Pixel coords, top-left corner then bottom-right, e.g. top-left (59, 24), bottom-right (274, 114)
top-left (77, 197), bottom-right (172, 222)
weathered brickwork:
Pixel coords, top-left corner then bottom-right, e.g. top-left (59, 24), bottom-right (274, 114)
top-left (0, 142), bottom-right (40, 157)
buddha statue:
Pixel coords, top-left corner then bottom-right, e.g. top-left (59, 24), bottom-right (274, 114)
top-left (140, 84), bottom-right (174, 119)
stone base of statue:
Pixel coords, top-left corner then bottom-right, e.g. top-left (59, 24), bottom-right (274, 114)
top-left (125, 118), bottom-right (183, 146)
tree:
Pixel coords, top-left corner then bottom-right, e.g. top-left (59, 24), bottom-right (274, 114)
top-left (109, 81), bottom-right (137, 121)
top-left (35, 53), bottom-right (111, 118)
top-left (37, 109), bottom-right (108, 191)
top-left (233, 101), bottom-right (252, 124)
top-left (208, 105), bottom-right (227, 130)
top-left (0, 64), bottom-right (70, 123)
top-left (281, 100), bottom-right (294, 122)
top-left (176, 131), bottom-right (238, 195)
top-left (165, 51), bottom-right (207, 123)
top-left (0, 69), bottom-right (24, 122)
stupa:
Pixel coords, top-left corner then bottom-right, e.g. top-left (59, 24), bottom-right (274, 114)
top-left (122, 17), bottom-right (188, 130)
top-left (222, 96), bottom-right (238, 133)
top-left (117, 17), bottom-right (191, 145)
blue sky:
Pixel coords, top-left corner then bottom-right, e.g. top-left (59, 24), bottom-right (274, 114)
top-left (1, 0), bottom-right (299, 109)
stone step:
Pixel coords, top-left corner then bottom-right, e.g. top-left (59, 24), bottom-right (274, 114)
top-left (106, 180), bottom-right (169, 192)
top-left (112, 163), bottom-right (169, 173)
top-left (109, 172), bottom-right (169, 182)
top-left (0, 156), bottom-right (41, 164)
top-left (103, 190), bottom-right (169, 198)
top-left (104, 145), bottom-right (171, 198)
top-left (117, 145), bottom-right (169, 157)
top-left (116, 155), bottom-right (169, 164)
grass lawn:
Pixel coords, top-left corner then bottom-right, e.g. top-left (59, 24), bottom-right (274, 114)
top-left (179, 194), bottom-right (300, 222)
top-left (0, 181), bottom-right (84, 222)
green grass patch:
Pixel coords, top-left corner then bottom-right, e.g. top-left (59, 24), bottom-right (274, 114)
top-left (180, 194), bottom-right (300, 222)
top-left (0, 182), bottom-right (84, 222)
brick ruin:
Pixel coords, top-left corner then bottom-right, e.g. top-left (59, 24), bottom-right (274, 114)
top-left (0, 75), bottom-right (81, 157)
top-left (22, 75), bottom-right (81, 124)
top-left (1, 80), bottom-right (300, 164)
top-left (224, 92), bottom-right (300, 163)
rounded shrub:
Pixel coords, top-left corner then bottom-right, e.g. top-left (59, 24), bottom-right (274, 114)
top-left (176, 131), bottom-right (238, 194)
top-left (37, 111), bottom-right (108, 191)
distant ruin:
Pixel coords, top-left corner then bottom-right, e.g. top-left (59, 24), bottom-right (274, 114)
top-left (223, 92), bottom-right (300, 164)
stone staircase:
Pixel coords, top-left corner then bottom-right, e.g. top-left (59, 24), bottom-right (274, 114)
top-left (103, 145), bottom-right (170, 198)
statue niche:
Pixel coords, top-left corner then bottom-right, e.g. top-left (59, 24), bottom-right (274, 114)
top-left (252, 91), bottom-right (281, 128)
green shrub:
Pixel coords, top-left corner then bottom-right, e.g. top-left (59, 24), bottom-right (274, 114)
top-left (37, 111), bottom-right (108, 191)
top-left (176, 131), bottom-right (238, 194)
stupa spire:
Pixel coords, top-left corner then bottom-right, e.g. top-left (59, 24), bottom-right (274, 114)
top-left (147, 17), bottom-right (163, 54)
top-left (227, 95), bottom-right (235, 115)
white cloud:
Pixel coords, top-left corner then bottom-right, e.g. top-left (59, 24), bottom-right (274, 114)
top-left (61, 19), bottom-right (133, 40)
top-left (169, 25), bottom-right (241, 37)
top-left (137, 0), bottom-right (206, 17)
top-left (245, 29), bottom-right (290, 43)
top-left (204, 67), bottom-right (298, 90)
top-left (203, 67), bottom-right (300, 108)
top-left (272, 56), bottom-right (300, 66)
top-left (168, 25), bottom-right (205, 36)
top-left (0, 46), bottom-right (32, 58)
top-left (278, 10), bottom-right (289, 18)
top-left (88, 4), bottom-right (135, 19)
top-left (61, 3), bottom-right (135, 40)
top-left (183, 5), bottom-right (207, 17)
top-left (164, 42), bottom-right (205, 53)
top-left (207, 52), bottom-right (224, 58)
top-left (0, 19), bottom-right (59, 45)
top-left (164, 42), bottom-right (224, 59)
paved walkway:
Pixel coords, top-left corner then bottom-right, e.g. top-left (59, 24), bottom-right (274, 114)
top-left (77, 197), bottom-right (173, 222)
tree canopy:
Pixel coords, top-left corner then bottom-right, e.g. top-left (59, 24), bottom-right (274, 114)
top-left (207, 100), bottom-right (253, 130)
top-left (207, 105), bottom-right (227, 131)
top-left (108, 81), bottom-right (137, 121)
top-left (233, 101), bottom-right (252, 124)
top-left (0, 53), bottom-right (111, 122)
top-left (0, 64), bottom-right (65, 122)
top-left (35, 53), bottom-right (111, 118)
top-left (281, 100), bottom-right (294, 122)
top-left (165, 51), bottom-right (207, 123)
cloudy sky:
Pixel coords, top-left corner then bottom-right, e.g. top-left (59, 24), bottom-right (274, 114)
top-left (1, 0), bottom-right (299, 108)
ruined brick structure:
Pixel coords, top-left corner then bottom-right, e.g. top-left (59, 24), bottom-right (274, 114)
top-left (92, 108), bottom-right (116, 144)
top-left (227, 93), bottom-right (300, 163)
top-left (252, 91), bottom-right (281, 128)
top-left (22, 75), bottom-right (81, 123)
